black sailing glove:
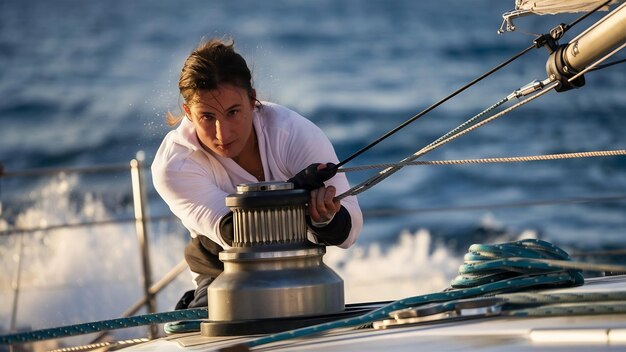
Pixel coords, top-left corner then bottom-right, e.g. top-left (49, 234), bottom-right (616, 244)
top-left (307, 205), bottom-right (352, 246)
top-left (288, 163), bottom-right (352, 246)
top-left (287, 163), bottom-right (338, 191)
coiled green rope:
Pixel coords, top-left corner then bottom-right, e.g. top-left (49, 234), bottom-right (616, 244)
top-left (451, 239), bottom-right (584, 288)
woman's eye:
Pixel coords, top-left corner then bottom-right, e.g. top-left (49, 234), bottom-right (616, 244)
top-left (227, 109), bottom-right (239, 117)
top-left (200, 114), bottom-right (215, 121)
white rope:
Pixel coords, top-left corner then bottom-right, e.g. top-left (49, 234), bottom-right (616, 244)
top-left (339, 149), bottom-right (626, 172)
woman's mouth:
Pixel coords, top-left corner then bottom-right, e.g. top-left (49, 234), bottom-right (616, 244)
top-left (218, 141), bottom-right (234, 150)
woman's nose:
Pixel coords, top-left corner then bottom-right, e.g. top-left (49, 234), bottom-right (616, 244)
top-left (215, 119), bottom-right (231, 141)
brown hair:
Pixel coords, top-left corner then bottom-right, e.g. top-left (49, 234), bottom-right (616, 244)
top-left (167, 38), bottom-right (256, 126)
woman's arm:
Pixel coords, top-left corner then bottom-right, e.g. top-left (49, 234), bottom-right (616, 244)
top-left (152, 155), bottom-right (232, 248)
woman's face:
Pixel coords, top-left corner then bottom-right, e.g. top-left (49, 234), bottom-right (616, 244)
top-left (185, 84), bottom-right (256, 159)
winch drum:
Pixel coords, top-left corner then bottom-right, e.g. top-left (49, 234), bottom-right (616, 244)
top-left (207, 182), bottom-right (345, 321)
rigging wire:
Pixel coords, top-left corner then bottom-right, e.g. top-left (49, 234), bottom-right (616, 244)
top-left (337, 80), bottom-right (559, 200)
top-left (565, 0), bottom-right (615, 33)
top-left (589, 56), bottom-right (626, 71)
top-left (2, 4), bottom-right (624, 348)
top-left (332, 43), bottom-right (536, 170)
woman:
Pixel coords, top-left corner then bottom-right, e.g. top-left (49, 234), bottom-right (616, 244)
top-left (152, 39), bottom-right (362, 309)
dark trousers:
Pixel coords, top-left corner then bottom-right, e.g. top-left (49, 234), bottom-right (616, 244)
top-left (176, 236), bottom-right (224, 310)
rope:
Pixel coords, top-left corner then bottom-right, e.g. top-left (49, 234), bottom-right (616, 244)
top-left (421, 96), bottom-right (510, 152)
top-left (0, 308), bottom-right (207, 345)
top-left (230, 275), bottom-right (577, 351)
top-left (337, 81), bottom-right (559, 200)
top-left (451, 239), bottom-right (583, 288)
top-left (47, 338), bottom-right (150, 352)
top-left (2, 6), bottom-right (623, 348)
top-left (338, 149), bottom-right (626, 172)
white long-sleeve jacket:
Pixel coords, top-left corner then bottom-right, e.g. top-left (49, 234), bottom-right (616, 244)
top-left (151, 102), bottom-right (362, 250)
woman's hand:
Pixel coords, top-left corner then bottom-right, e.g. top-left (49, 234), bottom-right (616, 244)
top-left (308, 164), bottom-right (340, 224)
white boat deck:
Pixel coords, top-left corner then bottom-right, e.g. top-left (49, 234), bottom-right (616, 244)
top-left (121, 275), bottom-right (626, 352)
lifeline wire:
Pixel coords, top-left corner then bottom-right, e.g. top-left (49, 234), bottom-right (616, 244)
top-left (3, 5), bottom-right (624, 348)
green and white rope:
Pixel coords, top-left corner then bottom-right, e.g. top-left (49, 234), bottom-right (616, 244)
top-left (0, 308), bottom-right (207, 345)
top-left (451, 239), bottom-right (584, 288)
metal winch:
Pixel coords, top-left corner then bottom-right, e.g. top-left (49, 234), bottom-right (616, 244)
top-left (203, 181), bottom-right (345, 335)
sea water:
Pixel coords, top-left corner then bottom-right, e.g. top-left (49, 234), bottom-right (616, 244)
top-left (1, 0), bottom-right (625, 348)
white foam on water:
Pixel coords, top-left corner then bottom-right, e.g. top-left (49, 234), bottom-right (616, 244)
top-left (0, 175), bottom-right (189, 348)
top-left (325, 229), bottom-right (461, 303)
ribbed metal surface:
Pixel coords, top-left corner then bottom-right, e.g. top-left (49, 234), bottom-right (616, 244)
top-left (209, 181), bottom-right (345, 322)
top-left (233, 206), bottom-right (307, 246)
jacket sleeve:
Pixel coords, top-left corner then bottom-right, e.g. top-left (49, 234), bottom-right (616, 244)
top-left (152, 151), bottom-right (232, 249)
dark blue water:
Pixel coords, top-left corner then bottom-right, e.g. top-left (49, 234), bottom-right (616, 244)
top-left (0, 0), bottom-right (625, 343)
top-left (3, 0), bottom-right (624, 244)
